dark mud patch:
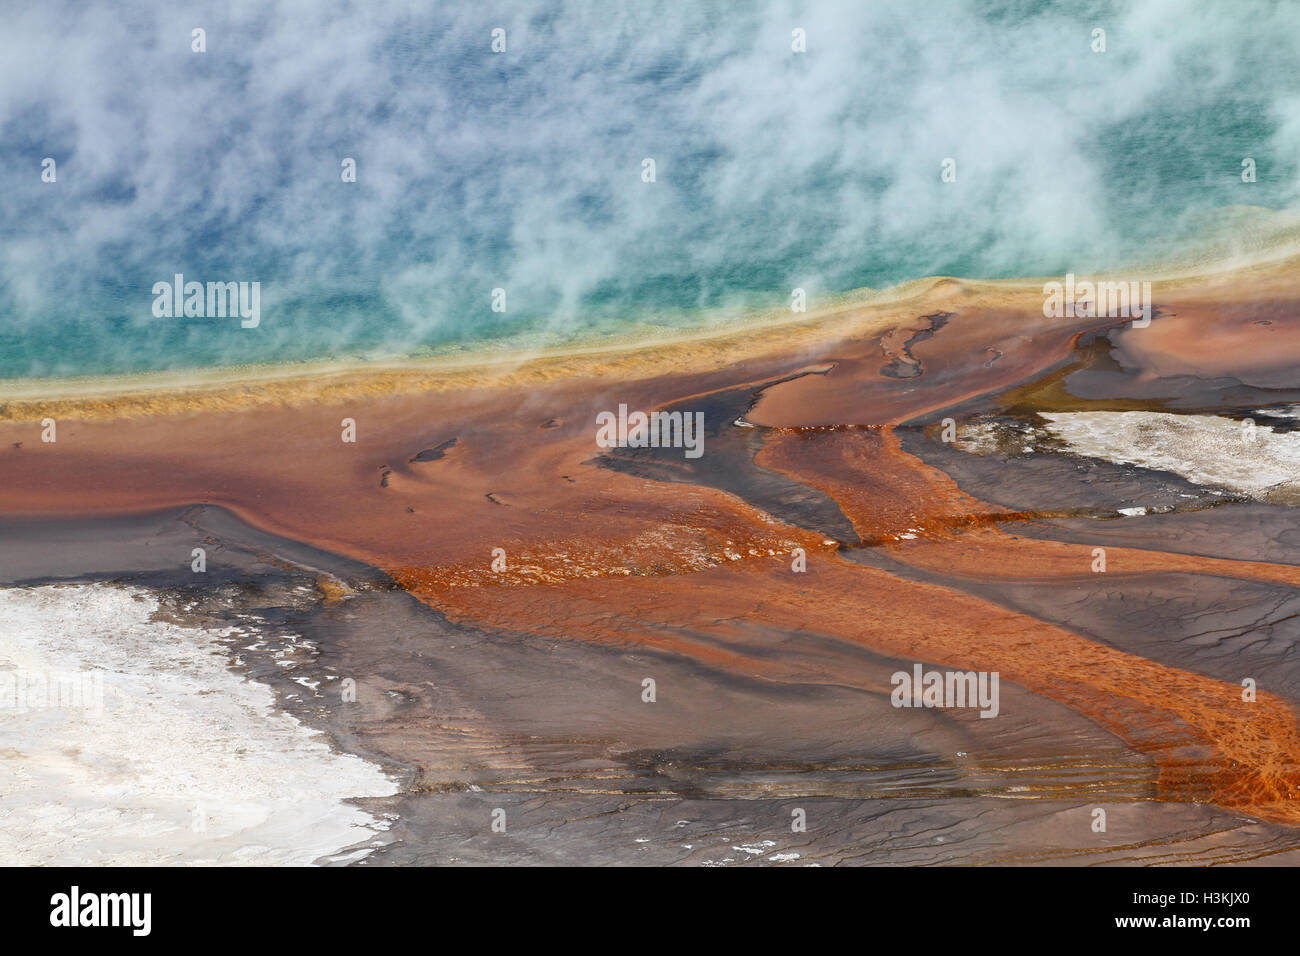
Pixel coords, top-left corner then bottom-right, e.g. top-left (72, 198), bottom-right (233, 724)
top-left (410, 438), bottom-right (458, 462)
top-left (880, 312), bottom-right (951, 380)
top-left (592, 366), bottom-right (856, 542)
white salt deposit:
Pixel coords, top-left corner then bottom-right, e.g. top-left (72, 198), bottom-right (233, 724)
top-left (0, 583), bottom-right (396, 865)
top-left (1038, 411), bottom-right (1300, 502)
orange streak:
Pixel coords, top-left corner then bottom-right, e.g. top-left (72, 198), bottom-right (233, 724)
top-left (754, 425), bottom-right (1300, 821)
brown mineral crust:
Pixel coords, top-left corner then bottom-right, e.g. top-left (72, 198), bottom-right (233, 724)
top-left (5, 258), bottom-right (1300, 826)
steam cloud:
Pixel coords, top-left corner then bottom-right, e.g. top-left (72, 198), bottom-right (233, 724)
top-left (1, 0), bottom-right (1298, 375)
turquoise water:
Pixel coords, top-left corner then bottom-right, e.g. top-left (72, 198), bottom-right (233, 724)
top-left (2, 0), bottom-right (1299, 378)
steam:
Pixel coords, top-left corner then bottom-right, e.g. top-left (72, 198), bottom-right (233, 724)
top-left (1, 0), bottom-right (1298, 376)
